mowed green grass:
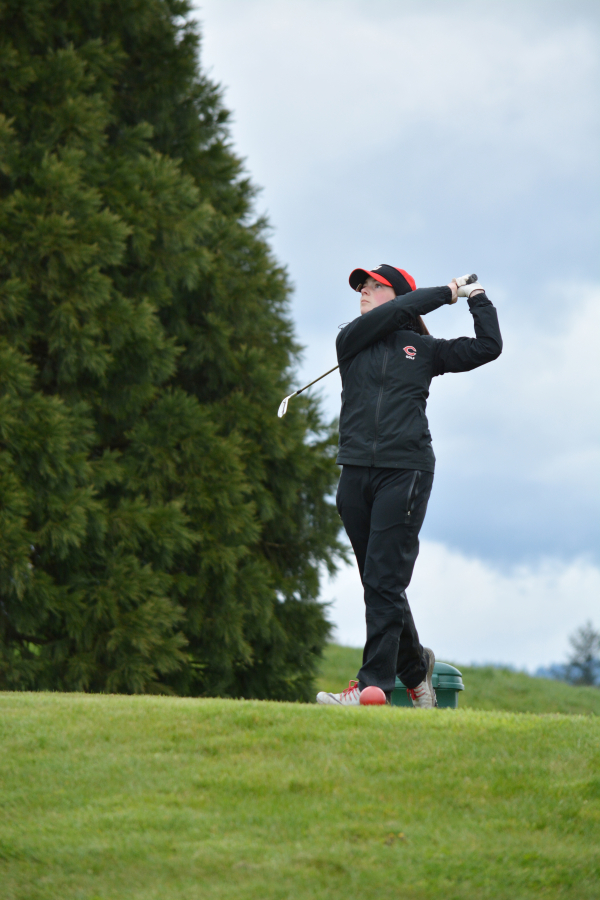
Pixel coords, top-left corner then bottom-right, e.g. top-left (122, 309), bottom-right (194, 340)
top-left (317, 643), bottom-right (600, 715)
top-left (1, 689), bottom-right (600, 900)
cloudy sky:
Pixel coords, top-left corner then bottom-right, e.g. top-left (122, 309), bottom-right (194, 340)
top-left (195, 0), bottom-right (599, 670)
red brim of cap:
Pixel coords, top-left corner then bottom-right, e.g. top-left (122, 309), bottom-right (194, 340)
top-left (349, 268), bottom-right (393, 291)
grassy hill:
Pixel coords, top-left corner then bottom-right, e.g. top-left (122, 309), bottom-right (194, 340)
top-left (317, 643), bottom-right (600, 715)
top-left (1, 689), bottom-right (600, 899)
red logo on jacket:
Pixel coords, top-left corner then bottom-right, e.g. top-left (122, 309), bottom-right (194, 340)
top-left (403, 345), bottom-right (417, 358)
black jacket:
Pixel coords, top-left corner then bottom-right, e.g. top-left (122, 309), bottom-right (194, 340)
top-left (336, 286), bottom-right (502, 472)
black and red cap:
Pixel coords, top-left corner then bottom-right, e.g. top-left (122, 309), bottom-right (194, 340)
top-left (349, 264), bottom-right (416, 296)
top-left (350, 263), bottom-right (430, 335)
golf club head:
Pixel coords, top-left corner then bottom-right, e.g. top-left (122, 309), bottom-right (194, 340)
top-left (277, 392), bottom-right (297, 417)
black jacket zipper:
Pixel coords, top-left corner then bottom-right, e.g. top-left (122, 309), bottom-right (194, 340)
top-left (372, 343), bottom-right (389, 463)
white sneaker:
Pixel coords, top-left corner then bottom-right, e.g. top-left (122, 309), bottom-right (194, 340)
top-left (316, 679), bottom-right (361, 706)
top-left (407, 648), bottom-right (437, 709)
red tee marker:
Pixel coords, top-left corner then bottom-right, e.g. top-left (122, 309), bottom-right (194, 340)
top-left (359, 686), bottom-right (386, 706)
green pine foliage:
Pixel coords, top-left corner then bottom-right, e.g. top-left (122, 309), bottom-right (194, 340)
top-left (0, 0), bottom-right (344, 699)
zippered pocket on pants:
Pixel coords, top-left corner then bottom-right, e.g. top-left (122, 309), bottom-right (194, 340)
top-left (405, 470), bottom-right (421, 523)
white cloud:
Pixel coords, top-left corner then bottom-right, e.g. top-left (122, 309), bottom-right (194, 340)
top-left (323, 539), bottom-right (600, 670)
top-left (198, 0), bottom-right (598, 195)
top-left (427, 281), bottom-right (600, 473)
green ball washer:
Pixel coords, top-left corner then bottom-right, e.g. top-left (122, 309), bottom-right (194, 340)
top-left (391, 661), bottom-right (465, 708)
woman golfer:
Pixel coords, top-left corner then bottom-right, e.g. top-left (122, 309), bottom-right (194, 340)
top-left (317, 266), bottom-right (502, 708)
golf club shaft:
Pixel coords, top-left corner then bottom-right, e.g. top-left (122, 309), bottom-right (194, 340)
top-left (296, 365), bottom-right (339, 395)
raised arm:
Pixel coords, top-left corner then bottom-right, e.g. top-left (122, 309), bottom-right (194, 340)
top-left (336, 285), bottom-right (452, 363)
top-left (432, 293), bottom-right (502, 375)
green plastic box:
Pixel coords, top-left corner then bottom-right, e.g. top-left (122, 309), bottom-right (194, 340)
top-left (391, 662), bottom-right (464, 708)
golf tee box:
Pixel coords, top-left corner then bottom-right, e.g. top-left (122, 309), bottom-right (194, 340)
top-left (391, 662), bottom-right (465, 709)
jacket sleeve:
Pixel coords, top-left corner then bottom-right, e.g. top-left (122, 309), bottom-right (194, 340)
top-left (336, 286), bottom-right (453, 363)
top-left (432, 293), bottom-right (502, 375)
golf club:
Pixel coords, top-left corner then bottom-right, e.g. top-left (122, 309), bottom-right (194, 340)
top-left (278, 365), bottom-right (339, 417)
top-left (277, 274), bottom-right (478, 417)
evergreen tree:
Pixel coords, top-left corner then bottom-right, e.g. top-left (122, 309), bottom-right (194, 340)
top-left (564, 622), bottom-right (600, 687)
top-left (0, 0), bottom-right (344, 699)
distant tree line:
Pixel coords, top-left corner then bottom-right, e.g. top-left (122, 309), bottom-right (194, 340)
top-left (0, 0), bottom-right (345, 698)
top-left (537, 622), bottom-right (600, 688)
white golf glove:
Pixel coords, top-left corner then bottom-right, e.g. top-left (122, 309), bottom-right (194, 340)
top-left (455, 273), bottom-right (477, 287)
top-left (457, 281), bottom-right (484, 298)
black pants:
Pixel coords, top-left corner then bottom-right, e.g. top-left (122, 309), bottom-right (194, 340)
top-left (336, 465), bottom-right (434, 693)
